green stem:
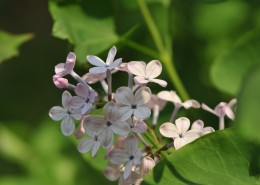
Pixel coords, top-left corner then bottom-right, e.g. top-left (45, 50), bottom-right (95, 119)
top-left (136, 0), bottom-right (165, 54)
top-left (136, 0), bottom-right (190, 100)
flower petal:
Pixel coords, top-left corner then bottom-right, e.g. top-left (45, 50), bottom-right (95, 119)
top-left (201, 103), bottom-right (218, 116)
top-left (111, 121), bottom-right (131, 136)
top-left (75, 83), bottom-right (89, 98)
top-left (175, 117), bottom-right (190, 134)
top-left (109, 149), bottom-right (129, 165)
top-left (134, 86), bottom-right (151, 105)
top-left (128, 61), bottom-right (146, 76)
top-left (83, 72), bottom-right (106, 84)
top-left (118, 106), bottom-right (134, 121)
top-left (115, 87), bottom-right (134, 105)
top-left (203, 127), bottom-right (215, 135)
top-left (149, 78), bottom-right (167, 87)
top-left (87, 55), bottom-right (106, 67)
top-left (49, 106), bottom-right (66, 121)
top-left (62, 91), bottom-right (72, 109)
top-left (80, 103), bottom-right (92, 115)
top-left (104, 101), bottom-right (119, 121)
top-left (182, 100), bottom-right (200, 109)
top-left (145, 60), bottom-right (162, 78)
top-left (61, 116), bottom-right (75, 136)
top-left (174, 137), bottom-right (187, 150)
top-left (108, 58), bottom-right (122, 70)
top-left (101, 128), bottom-right (114, 149)
top-left (123, 160), bottom-right (134, 179)
top-left (134, 76), bottom-right (149, 85)
top-left (224, 106), bottom-right (235, 120)
top-left (65, 52), bottom-right (76, 72)
top-left (89, 66), bottom-right (107, 74)
top-left (133, 150), bottom-right (142, 165)
top-left (158, 90), bottom-right (182, 104)
top-left (191, 120), bottom-right (204, 130)
top-left (124, 135), bottom-right (138, 155)
top-left (55, 63), bottom-right (67, 76)
top-left (134, 106), bottom-right (151, 120)
top-left (159, 122), bottom-right (179, 138)
top-left (92, 141), bottom-right (101, 157)
top-left (132, 120), bottom-right (147, 133)
top-left (83, 115), bottom-right (105, 132)
top-left (228, 98), bottom-right (237, 108)
top-left (78, 137), bottom-right (94, 153)
top-left (106, 46), bottom-right (117, 64)
top-left (71, 109), bottom-right (82, 120)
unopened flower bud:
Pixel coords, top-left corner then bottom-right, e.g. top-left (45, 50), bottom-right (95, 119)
top-left (139, 156), bottom-right (155, 175)
top-left (53, 75), bottom-right (68, 89)
top-left (104, 165), bottom-right (121, 181)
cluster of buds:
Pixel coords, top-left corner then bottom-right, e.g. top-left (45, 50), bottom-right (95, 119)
top-left (49, 46), bottom-right (237, 185)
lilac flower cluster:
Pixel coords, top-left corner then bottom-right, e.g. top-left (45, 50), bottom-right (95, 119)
top-left (49, 46), bottom-right (237, 185)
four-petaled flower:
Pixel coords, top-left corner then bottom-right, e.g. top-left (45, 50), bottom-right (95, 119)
top-left (69, 83), bottom-right (98, 115)
top-left (78, 128), bottom-right (104, 157)
top-left (191, 120), bottom-right (215, 136)
top-left (202, 99), bottom-right (236, 130)
top-left (55, 52), bottom-right (76, 76)
top-left (109, 135), bottom-right (142, 179)
top-left (115, 86), bottom-right (151, 120)
top-left (87, 46), bottom-right (122, 74)
top-left (158, 90), bottom-right (200, 109)
top-left (160, 117), bottom-right (201, 150)
top-left (49, 91), bottom-right (82, 136)
top-left (83, 101), bottom-right (131, 149)
top-left (128, 60), bottom-right (167, 87)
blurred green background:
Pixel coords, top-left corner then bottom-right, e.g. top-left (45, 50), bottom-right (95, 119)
top-left (0, 0), bottom-right (260, 184)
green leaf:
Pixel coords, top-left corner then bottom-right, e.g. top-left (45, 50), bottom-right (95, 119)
top-left (49, 2), bottom-right (119, 63)
top-left (144, 129), bottom-right (260, 185)
top-left (211, 32), bottom-right (260, 95)
top-left (0, 30), bottom-right (33, 63)
top-left (236, 65), bottom-right (260, 144)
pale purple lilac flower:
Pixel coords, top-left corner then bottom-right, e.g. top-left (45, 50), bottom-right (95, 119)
top-left (191, 120), bottom-right (215, 136)
top-left (55, 52), bottom-right (76, 76)
top-left (202, 99), bottom-right (236, 130)
top-left (159, 117), bottom-right (201, 150)
top-left (115, 86), bottom-right (151, 120)
top-left (109, 135), bottom-right (143, 179)
top-left (128, 60), bottom-right (167, 87)
top-left (78, 128), bottom-right (104, 157)
top-left (87, 46), bottom-right (122, 74)
top-left (69, 83), bottom-right (98, 115)
top-left (126, 118), bottom-right (147, 134)
top-left (158, 90), bottom-right (200, 122)
top-left (49, 91), bottom-right (82, 136)
top-left (83, 102), bottom-right (131, 149)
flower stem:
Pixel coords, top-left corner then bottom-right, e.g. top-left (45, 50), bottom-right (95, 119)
top-left (128, 73), bottom-right (133, 89)
top-left (134, 133), bottom-right (149, 147)
top-left (70, 71), bottom-right (93, 90)
top-left (136, 0), bottom-right (165, 54)
top-left (219, 116), bottom-right (225, 130)
top-left (169, 105), bottom-right (180, 123)
top-left (100, 79), bottom-right (108, 94)
top-left (106, 70), bottom-right (112, 101)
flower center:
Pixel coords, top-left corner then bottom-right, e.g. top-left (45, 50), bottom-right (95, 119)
top-left (106, 121), bottom-right (112, 127)
top-left (85, 98), bottom-right (90, 103)
top-left (129, 155), bottom-right (134, 160)
top-left (94, 135), bottom-right (98, 141)
top-left (131, 105), bottom-right (137, 109)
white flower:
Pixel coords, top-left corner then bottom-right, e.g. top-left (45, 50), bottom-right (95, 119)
top-left (191, 120), bottom-right (215, 136)
top-left (87, 46), bottom-right (122, 74)
top-left (49, 91), bottom-right (82, 136)
top-left (128, 60), bottom-right (167, 87)
top-left (69, 83), bottom-right (98, 115)
top-left (78, 129), bottom-right (104, 157)
top-left (160, 117), bottom-right (201, 150)
top-left (83, 102), bottom-right (131, 149)
top-left (158, 90), bottom-right (200, 109)
top-left (115, 86), bottom-right (151, 120)
top-left (108, 135), bottom-right (142, 179)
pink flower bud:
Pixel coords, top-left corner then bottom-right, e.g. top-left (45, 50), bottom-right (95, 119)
top-left (103, 165), bottom-right (121, 181)
top-left (53, 75), bottom-right (68, 89)
top-left (139, 156), bottom-right (155, 175)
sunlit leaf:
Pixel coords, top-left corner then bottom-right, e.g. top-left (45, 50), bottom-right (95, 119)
top-left (49, 2), bottom-right (118, 63)
top-left (144, 129), bottom-right (260, 185)
top-left (0, 31), bottom-right (33, 63)
top-left (211, 32), bottom-right (260, 95)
